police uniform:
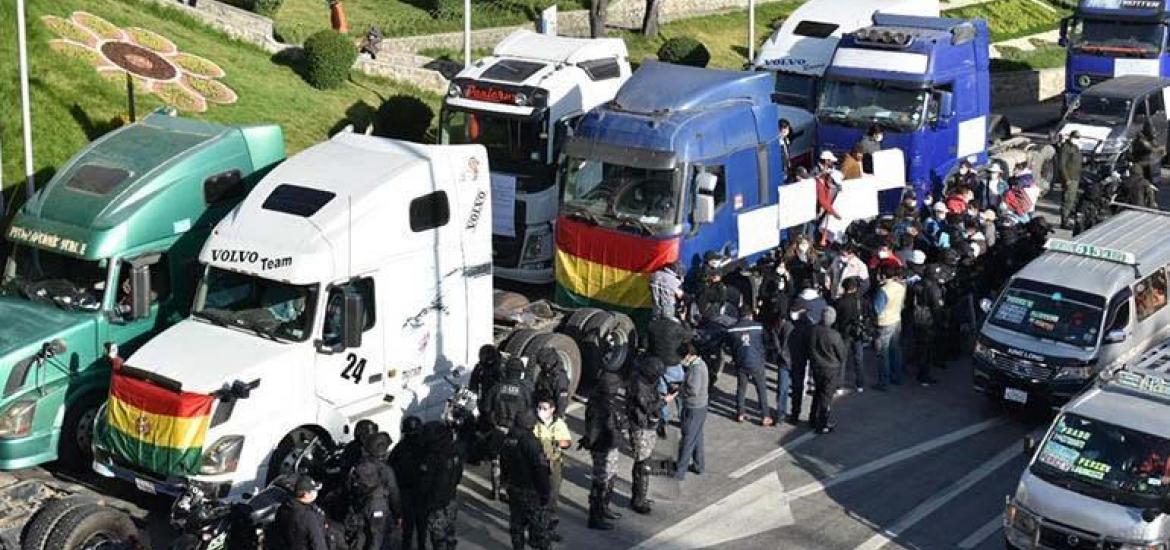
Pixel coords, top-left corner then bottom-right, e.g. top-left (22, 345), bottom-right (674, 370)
top-left (420, 422), bottom-right (462, 550)
top-left (344, 433), bottom-right (401, 550)
top-left (627, 357), bottom-right (666, 515)
top-left (581, 372), bottom-right (626, 530)
top-left (501, 411), bottom-right (552, 550)
top-left (389, 418), bottom-right (426, 550)
top-left (274, 476), bottom-right (329, 550)
top-left (484, 358), bottom-right (533, 499)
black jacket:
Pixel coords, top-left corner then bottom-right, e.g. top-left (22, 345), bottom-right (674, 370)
top-left (627, 357), bottom-right (666, 430)
top-left (470, 358), bottom-right (502, 412)
top-left (833, 293), bottom-right (865, 337)
top-left (765, 318), bottom-right (795, 370)
top-left (581, 373), bottom-right (627, 452)
top-left (275, 499), bottom-right (329, 550)
top-left (808, 325), bottom-right (847, 372)
top-left (389, 434), bottom-right (424, 496)
top-left (535, 363), bottom-right (570, 415)
top-left (647, 316), bottom-right (689, 366)
top-left (500, 412), bottom-right (551, 501)
top-left (348, 455), bottom-right (402, 521)
top-left (485, 370), bottom-right (532, 429)
top-left (419, 423), bottom-right (463, 513)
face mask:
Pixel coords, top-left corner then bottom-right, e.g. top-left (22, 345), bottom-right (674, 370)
top-left (798, 243), bottom-right (810, 253)
top-left (875, 134), bottom-right (883, 143)
top-left (878, 250), bottom-right (890, 259)
top-left (790, 311), bottom-right (800, 321)
top-left (538, 409), bottom-right (554, 423)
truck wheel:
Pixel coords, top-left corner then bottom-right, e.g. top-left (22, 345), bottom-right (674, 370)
top-left (603, 313), bottom-right (636, 373)
top-left (524, 333), bottom-right (583, 398)
top-left (502, 329), bottom-right (542, 359)
top-left (578, 312), bottom-right (629, 380)
top-left (493, 290), bottom-right (530, 320)
top-left (267, 427), bottom-right (323, 485)
top-left (562, 308), bottom-right (603, 339)
top-left (57, 394), bottom-right (103, 472)
top-left (22, 496), bottom-right (99, 550)
top-left (44, 504), bottom-right (141, 550)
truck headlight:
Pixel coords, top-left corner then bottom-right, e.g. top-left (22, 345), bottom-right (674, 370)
top-left (199, 436), bottom-right (245, 475)
top-left (1120, 543), bottom-right (1166, 550)
top-left (1053, 366), bottom-right (1094, 380)
top-left (0, 400), bottom-right (36, 439)
top-left (1005, 501), bottom-right (1039, 535)
top-left (973, 341), bottom-right (993, 362)
top-left (522, 229), bottom-right (550, 261)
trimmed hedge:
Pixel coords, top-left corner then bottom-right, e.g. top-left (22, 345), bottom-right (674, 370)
top-left (657, 36), bottom-right (710, 68)
top-left (374, 95), bottom-right (435, 141)
top-left (303, 30), bottom-right (356, 89)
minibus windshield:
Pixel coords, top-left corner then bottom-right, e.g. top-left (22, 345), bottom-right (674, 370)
top-left (988, 280), bottom-right (1104, 348)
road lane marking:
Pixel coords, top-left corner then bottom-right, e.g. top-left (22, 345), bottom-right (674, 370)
top-left (853, 443), bottom-right (1023, 550)
top-left (729, 431), bottom-right (817, 479)
top-left (788, 417), bottom-right (1007, 499)
top-left (958, 514), bottom-right (1005, 549)
top-left (628, 471), bottom-right (793, 550)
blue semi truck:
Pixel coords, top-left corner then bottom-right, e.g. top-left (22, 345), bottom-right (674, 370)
top-left (815, 14), bottom-right (1048, 209)
top-left (1061, 0), bottom-right (1170, 105)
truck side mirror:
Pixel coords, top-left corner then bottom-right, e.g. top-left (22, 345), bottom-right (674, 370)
top-left (1104, 329), bottom-right (1127, 344)
top-left (1058, 17), bottom-right (1069, 47)
top-left (343, 290), bottom-right (364, 349)
top-left (130, 265), bottom-right (152, 320)
top-left (694, 195), bottom-right (716, 224)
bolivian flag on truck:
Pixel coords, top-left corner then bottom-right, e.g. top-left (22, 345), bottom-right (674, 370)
top-left (100, 360), bottom-right (214, 476)
top-left (554, 216), bottom-right (679, 316)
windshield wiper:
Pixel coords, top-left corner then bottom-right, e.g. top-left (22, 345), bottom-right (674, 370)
top-left (195, 308), bottom-right (234, 328)
top-left (565, 206), bottom-right (601, 226)
top-left (615, 215), bottom-right (655, 235)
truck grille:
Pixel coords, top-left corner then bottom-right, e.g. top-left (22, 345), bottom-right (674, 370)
top-left (1038, 522), bottom-right (1121, 550)
top-left (992, 353), bottom-right (1053, 380)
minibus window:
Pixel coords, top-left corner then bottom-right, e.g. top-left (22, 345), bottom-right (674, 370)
top-left (1135, 268), bottom-right (1168, 321)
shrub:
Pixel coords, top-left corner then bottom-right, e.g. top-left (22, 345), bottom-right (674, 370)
top-left (373, 95), bottom-right (436, 142)
top-left (303, 30), bottom-right (357, 89)
top-left (657, 37), bottom-right (710, 68)
top-left (253, 0), bottom-right (284, 17)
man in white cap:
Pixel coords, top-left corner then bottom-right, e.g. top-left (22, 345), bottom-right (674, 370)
top-left (814, 150), bottom-right (838, 178)
top-left (924, 201), bottom-right (951, 250)
top-left (977, 163), bottom-right (1005, 210)
top-left (787, 287), bottom-right (826, 423)
top-left (813, 151), bottom-right (843, 246)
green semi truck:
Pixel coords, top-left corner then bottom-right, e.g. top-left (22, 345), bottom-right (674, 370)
top-left (0, 110), bottom-right (284, 471)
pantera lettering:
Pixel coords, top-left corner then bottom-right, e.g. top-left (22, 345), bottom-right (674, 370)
top-left (7, 226), bottom-right (88, 256)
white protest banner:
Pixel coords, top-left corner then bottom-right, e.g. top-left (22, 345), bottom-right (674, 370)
top-left (777, 178), bottom-right (816, 229)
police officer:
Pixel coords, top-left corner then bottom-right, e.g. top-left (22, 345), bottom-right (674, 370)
top-left (692, 254), bottom-right (742, 386)
top-left (345, 432), bottom-right (402, 550)
top-left (908, 265), bottom-right (946, 386)
top-left (339, 420), bottom-right (379, 473)
top-left (470, 344), bottom-right (504, 411)
top-left (726, 305), bottom-right (772, 426)
top-left (580, 372), bottom-right (626, 530)
top-left (274, 474), bottom-right (329, 550)
top-left (646, 311), bottom-right (689, 433)
top-left (627, 356), bottom-right (670, 515)
top-left (501, 410), bottom-right (552, 550)
top-left (484, 357), bottom-right (534, 500)
top-left (390, 416), bottom-right (427, 550)
top-left (420, 422), bottom-right (462, 550)
top-left (533, 348), bottom-right (570, 418)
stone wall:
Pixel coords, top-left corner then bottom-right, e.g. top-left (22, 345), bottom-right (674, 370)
top-left (143, 0), bottom-right (286, 53)
top-left (990, 67), bottom-right (1065, 109)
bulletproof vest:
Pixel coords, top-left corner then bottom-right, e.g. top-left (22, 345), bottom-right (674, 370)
top-left (492, 381), bottom-right (530, 428)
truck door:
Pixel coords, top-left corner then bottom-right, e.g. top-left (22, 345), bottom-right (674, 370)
top-left (314, 277), bottom-right (386, 417)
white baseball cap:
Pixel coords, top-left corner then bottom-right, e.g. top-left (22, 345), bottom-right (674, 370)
top-left (988, 163), bottom-right (1003, 173)
top-left (819, 150), bottom-right (837, 162)
top-left (909, 250), bottom-right (927, 265)
top-left (932, 201), bottom-right (948, 212)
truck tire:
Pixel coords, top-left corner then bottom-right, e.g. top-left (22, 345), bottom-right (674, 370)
top-left (267, 427), bottom-right (325, 485)
top-left (493, 291), bottom-right (530, 320)
top-left (44, 504), bottom-right (140, 550)
top-left (22, 496), bottom-right (99, 550)
top-left (562, 308), bottom-right (604, 339)
top-left (502, 329), bottom-right (542, 360)
top-left (609, 313), bottom-right (638, 358)
top-left (581, 312), bottom-right (633, 376)
top-left (524, 332), bottom-right (583, 398)
top-left (57, 393), bottom-right (103, 472)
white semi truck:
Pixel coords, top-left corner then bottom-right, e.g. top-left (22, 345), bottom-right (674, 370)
top-left (91, 132), bottom-right (635, 500)
top-left (440, 30), bottom-right (631, 284)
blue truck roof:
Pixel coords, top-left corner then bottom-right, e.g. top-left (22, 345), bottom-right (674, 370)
top-left (1078, 0), bottom-right (1170, 18)
top-left (574, 60), bottom-right (778, 163)
top-left (828, 15), bottom-right (988, 86)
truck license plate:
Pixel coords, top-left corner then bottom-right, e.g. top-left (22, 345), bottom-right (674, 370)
top-left (134, 478), bottom-right (157, 495)
top-left (1004, 387), bottom-right (1028, 404)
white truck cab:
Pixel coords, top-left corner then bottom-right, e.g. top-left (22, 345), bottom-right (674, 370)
top-left (1007, 342), bottom-right (1170, 549)
top-left (752, 0), bottom-right (938, 111)
top-left (440, 30), bottom-right (631, 284)
top-left (93, 133), bottom-right (494, 499)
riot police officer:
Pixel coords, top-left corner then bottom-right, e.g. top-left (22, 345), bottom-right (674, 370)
top-left (533, 348), bottom-right (570, 418)
top-left (501, 410), bottom-right (552, 550)
top-left (580, 372), bottom-right (626, 530)
top-left (344, 432), bottom-right (401, 550)
top-left (484, 358), bottom-right (534, 500)
top-left (389, 416), bottom-right (426, 550)
top-left (420, 422), bottom-right (462, 550)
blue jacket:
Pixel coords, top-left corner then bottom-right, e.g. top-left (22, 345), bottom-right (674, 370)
top-left (726, 318), bottom-right (767, 371)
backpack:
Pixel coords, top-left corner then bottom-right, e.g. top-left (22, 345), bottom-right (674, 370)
top-left (909, 283), bottom-right (933, 328)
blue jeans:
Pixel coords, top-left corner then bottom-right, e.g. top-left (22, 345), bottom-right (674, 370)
top-left (675, 406), bottom-right (706, 479)
top-left (875, 322), bottom-right (903, 386)
top-left (775, 367), bottom-right (791, 418)
top-left (658, 364), bottom-right (686, 422)
top-left (845, 338), bottom-right (866, 388)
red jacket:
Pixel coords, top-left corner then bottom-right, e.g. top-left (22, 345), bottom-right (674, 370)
top-left (944, 194), bottom-right (967, 215)
top-left (816, 174), bottom-right (839, 217)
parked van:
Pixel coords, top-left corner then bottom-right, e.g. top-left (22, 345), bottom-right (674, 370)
top-left (1005, 342), bottom-right (1170, 549)
top-left (974, 209), bottom-right (1170, 408)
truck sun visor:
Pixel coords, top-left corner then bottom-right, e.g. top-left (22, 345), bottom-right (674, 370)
top-left (563, 138), bottom-right (677, 171)
top-left (261, 184), bottom-right (336, 218)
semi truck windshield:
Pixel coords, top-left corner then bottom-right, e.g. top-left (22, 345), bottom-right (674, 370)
top-left (1032, 413), bottom-right (1170, 506)
top-left (1072, 19), bottom-right (1164, 58)
top-left (817, 81), bottom-right (927, 132)
top-left (440, 109), bottom-right (547, 172)
top-left (988, 281), bottom-right (1104, 348)
top-left (1, 245), bottom-right (106, 312)
top-left (561, 157), bottom-right (680, 232)
top-left (1069, 95), bottom-right (1133, 123)
top-left (193, 267), bottom-right (318, 342)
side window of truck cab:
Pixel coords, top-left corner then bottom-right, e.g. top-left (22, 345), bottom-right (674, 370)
top-left (113, 255), bottom-right (171, 319)
top-left (322, 278), bottom-right (376, 348)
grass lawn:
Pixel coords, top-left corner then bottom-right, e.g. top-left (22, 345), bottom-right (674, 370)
top-left (942, 0), bottom-right (1070, 42)
top-left (991, 39), bottom-right (1066, 72)
top-left (273, 0), bottom-right (590, 44)
top-left (0, 0), bottom-right (441, 196)
top-left (617, 0), bottom-right (802, 70)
